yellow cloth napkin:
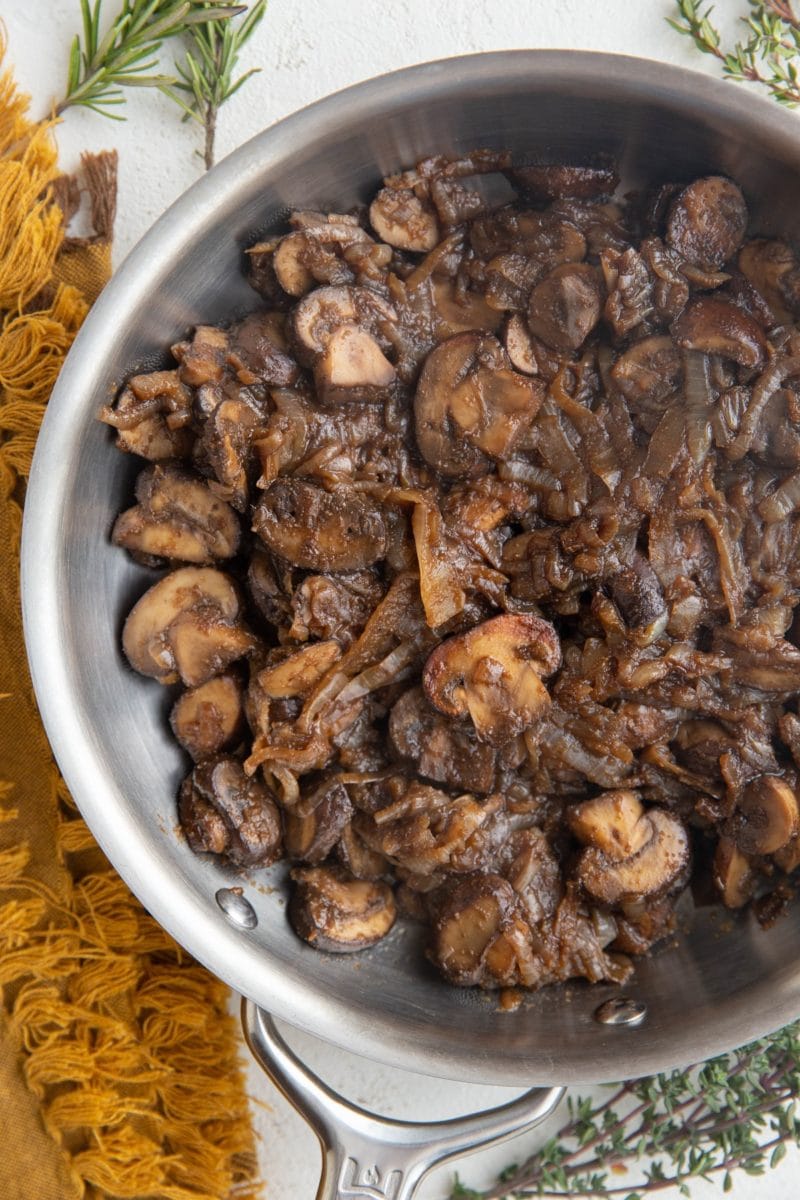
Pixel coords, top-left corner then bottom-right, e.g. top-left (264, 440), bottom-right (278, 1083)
top-left (0, 37), bottom-right (260, 1200)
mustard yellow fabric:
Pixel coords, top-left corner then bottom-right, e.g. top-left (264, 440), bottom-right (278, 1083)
top-left (0, 36), bottom-right (260, 1200)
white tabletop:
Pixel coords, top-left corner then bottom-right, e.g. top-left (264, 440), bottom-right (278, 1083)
top-left (7, 2), bottom-right (800, 1197)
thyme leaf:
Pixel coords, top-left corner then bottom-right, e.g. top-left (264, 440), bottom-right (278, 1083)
top-left (668, 0), bottom-right (800, 106)
top-left (454, 1021), bottom-right (800, 1197)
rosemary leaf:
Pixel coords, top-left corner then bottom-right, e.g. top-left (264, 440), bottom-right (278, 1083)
top-left (55, 0), bottom-right (244, 118)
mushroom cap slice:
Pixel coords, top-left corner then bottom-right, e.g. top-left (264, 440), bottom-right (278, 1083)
top-left (568, 790), bottom-right (653, 862)
top-left (577, 808), bottom-right (690, 905)
top-left (509, 163), bottom-right (619, 202)
top-left (422, 613), bottom-right (561, 745)
top-left (168, 607), bottom-right (258, 689)
top-left (170, 673), bottom-right (244, 762)
top-left (671, 296), bottom-right (767, 368)
top-left (253, 479), bottom-right (387, 572)
top-left (610, 335), bottom-right (683, 407)
top-left (112, 463), bottom-right (240, 563)
top-left (738, 238), bottom-right (799, 325)
top-left (665, 176), bottom-right (747, 268)
top-left (414, 332), bottom-right (545, 478)
top-left (713, 836), bottom-right (756, 909)
top-left (291, 284), bottom-right (396, 364)
top-left (283, 777), bottom-right (353, 864)
top-left (527, 262), bottom-right (603, 352)
top-left (369, 186), bottom-right (440, 252)
top-left (273, 231), bottom-right (315, 296)
top-left (428, 873), bottom-right (525, 987)
top-left (122, 566), bottom-right (241, 682)
top-left (732, 775), bottom-right (799, 855)
top-left (388, 685), bottom-right (497, 793)
top-left (314, 324), bottom-right (396, 404)
top-left (289, 865), bottom-right (396, 952)
top-left (179, 757), bottom-right (282, 867)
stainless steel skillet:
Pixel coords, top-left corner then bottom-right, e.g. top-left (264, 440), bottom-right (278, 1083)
top-left (20, 50), bottom-right (800, 1198)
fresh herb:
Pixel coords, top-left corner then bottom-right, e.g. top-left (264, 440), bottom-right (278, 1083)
top-left (668, 1), bottom-right (800, 106)
top-left (56, 0), bottom-right (244, 119)
top-left (454, 1021), bottom-right (800, 1198)
top-left (162, 0), bottom-right (267, 169)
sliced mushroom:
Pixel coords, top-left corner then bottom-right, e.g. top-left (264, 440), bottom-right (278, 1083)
top-left (273, 232), bottom-right (316, 296)
top-left (610, 335), bottom-right (683, 407)
top-left (100, 371), bottom-right (194, 461)
top-left (289, 865), bottom-right (396, 952)
top-left (112, 463), bottom-right (240, 563)
top-left (414, 332), bottom-right (545, 478)
top-left (606, 555), bottom-right (668, 646)
top-left (228, 311), bottom-right (300, 386)
top-left (178, 325), bottom-right (230, 387)
top-left (665, 176), bottom-right (747, 268)
top-left (510, 163), bottom-right (619, 202)
top-left (314, 324), bottom-right (396, 404)
top-left (179, 757), bottom-right (282, 867)
top-left (388, 686), bottom-right (496, 792)
top-left (288, 571), bottom-right (384, 645)
top-left (369, 187), bottom-right (440, 252)
top-left (253, 479), bottom-right (387, 572)
top-left (428, 873), bottom-right (531, 987)
top-left (577, 808), bottom-right (689, 905)
top-left (122, 566), bottom-right (256, 686)
top-left (283, 776), bottom-right (353, 864)
top-left (738, 238), bottom-right (800, 325)
top-left (713, 836), bottom-right (756, 908)
top-left (503, 312), bottom-right (539, 374)
top-left (195, 397), bottom-right (263, 514)
top-left (568, 790), bottom-right (653, 862)
top-left (423, 613), bottom-right (561, 745)
top-left (291, 284), bottom-right (396, 364)
top-left (527, 262), bottom-right (603, 351)
top-left (730, 775), bottom-right (800, 855)
top-left (257, 641), bottom-right (342, 699)
top-left (337, 824), bottom-right (387, 880)
top-left (671, 296), bottom-right (767, 368)
top-left (170, 673), bottom-right (244, 762)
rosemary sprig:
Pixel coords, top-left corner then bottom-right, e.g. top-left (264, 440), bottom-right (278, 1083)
top-left (56, 0), bottom-right (244, 119)
top-left (668, 1), bottom-right (800, 106)
top-left (453, 1021), bottom-right (800, 1198)
top-left (162, 0), bottom-right (267, 170)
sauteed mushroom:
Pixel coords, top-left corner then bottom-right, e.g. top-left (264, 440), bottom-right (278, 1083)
top-left (289, 866), bottom-right (396, 951)
top-left (423, 614), bottom-right (561, 745)
top-left (107, 149), bottom-right (800, 999)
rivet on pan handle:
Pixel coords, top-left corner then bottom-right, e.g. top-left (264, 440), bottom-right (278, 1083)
top-left (242, 1000), bottom-right (565, 1200)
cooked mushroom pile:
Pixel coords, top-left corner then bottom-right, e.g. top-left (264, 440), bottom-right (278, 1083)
top-left (104, 150), bottom-right (800, 994)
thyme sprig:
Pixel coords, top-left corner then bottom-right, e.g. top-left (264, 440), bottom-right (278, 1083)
top-left (453, 1022), bottom-right (800, 1198)
top-left (56, 0), bottom-right (243, 119)
top-left (668, 1), bottom-right (800, 105)
top-left (162, 0), bottom-right (267, 169)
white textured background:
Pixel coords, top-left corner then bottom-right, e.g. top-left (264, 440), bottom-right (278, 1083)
top-left (6, 2), bottom-right (800, 1198)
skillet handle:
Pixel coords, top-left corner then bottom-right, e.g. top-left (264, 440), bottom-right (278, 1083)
top-left (242, 1000), bottom-right (564, 1200)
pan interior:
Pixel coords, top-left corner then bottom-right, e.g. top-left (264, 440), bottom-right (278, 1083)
top-left (21, 52), bottom-right (800, 1085)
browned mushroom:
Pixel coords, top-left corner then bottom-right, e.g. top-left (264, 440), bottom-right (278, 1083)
top-left (503, 312), bottom-right (539, 374)
top-left (253, 479), bottom-right (387, 572)
top-left (228, 311), bottom-right (301, 386)
top-left (170, 673), bottom-right (244, 762)
top-left (738, 238), bottom-right (800, 325)
top-left (671, 296), bottom-right (767, 368)
top-left (730, 775), bottom-right (799, 855)
top-left (427, 873), bottom-right (528, 987)
top-left (291, 284), bottom-right (396, 365)
top-left (289, 865), bottom-right (396, 951)
top-left (422, 614), bottom-right (561, 745)
top-left (414, 332), bottom-right (544, 478)
top-left (610, 335), bottom-right (683, 407)
top-left (112, 463), bottom-right (240, 563)
top-left (122, 566), bottom-right (257, 686)
top-left (369, 187), bottom-right (440, 252)
top-left (336, 824), bottom-right (387, 880)
top-left (100, 370), bottom-right (194, 461)
top-left (179, 757), bottom-right (282, 866)
top-left (510, 163), bottom-right (619, 202)
top-left (606, 556), bottom-right (668, 646)
top-left (288, 571), bottom-right (384, 645)
top-left (388, 686), bottom-right (497, 793)
top-left (568, 790), bottom-right (653, 861)
top-left (713, 836), bottom-right (756, 908)
top-left (272, 232), bottom-right (316, 296)
top-left (665, 176), bottom-right (747, 268)
top-left (178, 325), bottom-right (230, 386)
top-left (576, 808), bottom-right (690, 905)
top-left (283, 776), bottom-right (353, 863)
top-left (526, 262), bottom-right (603, 351)
top-left (314, 324), bottom-right (396, 404)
